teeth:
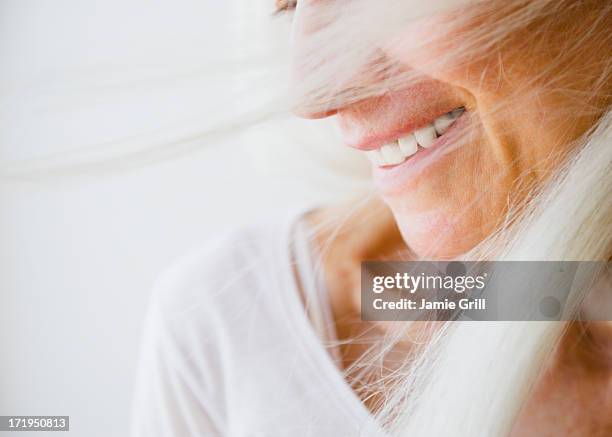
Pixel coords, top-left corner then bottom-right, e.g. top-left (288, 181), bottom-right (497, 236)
top-left (414, 124), bottom-right (437, 148)
top-left (364, 107), bottom-right (465, 167)
top-left (433, 114), bottom-right (456, 136)
top-left (433, 107), bottom-right (464, 136)
top-left (366, 149), bottom-right (383, 166)
top-left (450, 107), bottom-right (465, 118)
top-left (366, 140), bottom-right (411, 167)
top-left (398, 133), bottom-right (418, 156)
top-left (380, 143), bottom-right (405, 165)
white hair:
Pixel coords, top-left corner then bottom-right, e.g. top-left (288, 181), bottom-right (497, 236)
top-left (383, 111), bottom-right (611, 436)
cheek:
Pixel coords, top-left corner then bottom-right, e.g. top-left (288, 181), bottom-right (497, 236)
top-left (382, 15), bottom-right (506, 101)
top-left (373, 16), bottom-right (575, 258)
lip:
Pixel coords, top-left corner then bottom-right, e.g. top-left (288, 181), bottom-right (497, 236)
top-left (338, 80), bottom-right (466, 152)
top-left (371, 111), bottom-right (471, 192)
top-left (349, 107), bottom-right (463, 152)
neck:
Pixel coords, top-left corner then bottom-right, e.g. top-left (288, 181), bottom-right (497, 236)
top-left (306, 198), bottom-right (407, 380)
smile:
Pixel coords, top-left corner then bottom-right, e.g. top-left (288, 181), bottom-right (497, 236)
top-left (365, 107), bottom-right (465, 167)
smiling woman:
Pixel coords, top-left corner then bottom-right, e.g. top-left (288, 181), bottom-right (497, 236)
top-left (131, 0), bottom-right (612, 436)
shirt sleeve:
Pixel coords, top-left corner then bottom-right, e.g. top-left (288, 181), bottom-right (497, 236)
top-left (130, 280), bottom-right (226, 437)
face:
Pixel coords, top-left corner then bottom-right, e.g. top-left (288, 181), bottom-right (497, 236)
top-left (291, 0), bottom-right (606, 259)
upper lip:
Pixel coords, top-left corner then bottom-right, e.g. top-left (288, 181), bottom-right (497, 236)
top-left (336, 79), bottom-right (466, 151)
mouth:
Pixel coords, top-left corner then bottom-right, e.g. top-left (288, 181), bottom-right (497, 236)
top-left (364, 107), bottom-right (465, 168)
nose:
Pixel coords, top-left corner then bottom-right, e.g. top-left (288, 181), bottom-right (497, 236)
top-left (294, 107), bottom-right (338, 119)
top-left (290, 0), bottom-right (385, 120)
top-left (290, 0), bottom-right (337, 119)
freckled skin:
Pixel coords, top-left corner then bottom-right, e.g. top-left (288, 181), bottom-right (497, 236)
top-left (293, 0), bottom-right (612, 433)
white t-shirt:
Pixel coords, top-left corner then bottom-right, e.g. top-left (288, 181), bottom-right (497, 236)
top-left (130, 211), bottom-right (386, 437)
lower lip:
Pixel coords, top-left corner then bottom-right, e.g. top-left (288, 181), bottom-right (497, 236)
top-left (371, 112), bottom-right (470, 193)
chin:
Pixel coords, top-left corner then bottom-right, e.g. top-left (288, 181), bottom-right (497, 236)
top-left (391, 206), bottom-right (492, 260)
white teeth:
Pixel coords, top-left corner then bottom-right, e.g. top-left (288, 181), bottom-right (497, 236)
top-left (364, 107), bottom-right (465, 167)
top-left (414, 123), bottom-right (437, 148)
top-left (366, 149), bottom-right (383, 166)
top-left (366, 140), bottom-right (414, 167)
top-left (398, 133), bottom-right (418, 156)
top-left (450, 107), bottom-right (465, 118)
top-left (433, 113), bottom-right (456, 136)
top-left (433, 108), bottom-right (464, 135)
top-left (380, 142), bottom-right (405, 165)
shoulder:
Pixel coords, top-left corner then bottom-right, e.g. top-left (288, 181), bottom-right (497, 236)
top-left (147, 215), bottom-right (296, 332)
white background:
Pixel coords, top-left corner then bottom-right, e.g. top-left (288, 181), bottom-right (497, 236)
top-left (0, 1), bottom-right (369, 436)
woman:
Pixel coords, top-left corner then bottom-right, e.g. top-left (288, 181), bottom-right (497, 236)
top-left (132, 0), bottom-right (611, 436)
